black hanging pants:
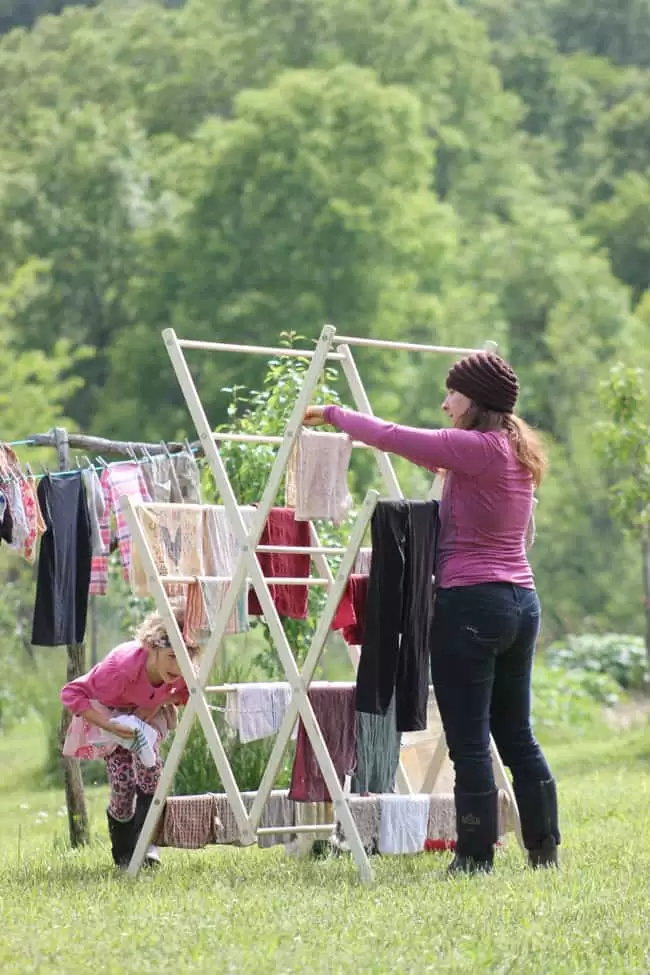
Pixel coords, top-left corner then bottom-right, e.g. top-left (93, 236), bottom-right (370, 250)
top-left (355, 500), bottom-right (439, 732)
top-left (32, 473), bottom-right (92, 647)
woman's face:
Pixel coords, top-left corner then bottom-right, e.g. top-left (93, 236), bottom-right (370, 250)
top-left (442, 388), bottom-right (474, 427)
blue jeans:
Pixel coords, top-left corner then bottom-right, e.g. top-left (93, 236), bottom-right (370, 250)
top-left (430, 583), bottom-right (553, 796)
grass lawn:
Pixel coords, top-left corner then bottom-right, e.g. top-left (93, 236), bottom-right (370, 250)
top-left (1, 718), bottom-right (650, 974)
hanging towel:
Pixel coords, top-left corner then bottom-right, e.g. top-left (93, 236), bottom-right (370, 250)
top-left (248, 507), bottom-right (311, 619)
top-left (285, 430), bottom-right (352, 523)
top-left (158, 795), bottom-right (221, 849)
top-left (241, 790), bottom-right (296, 849)
top-left (32, 473), bottom-right (92, 647)
top-left (82, 468), bottom-right (107, 557)
top-left (185, 506), bottom-right (257, 638)
top-left (225, 683), bottom-right (294, 743)
top-left (21, 476), bottom-right (46, 564)
top-left (332, 574), bottom-right (368, 646)
top-left (354, 547), bottom-right (373, 575)
top-left (351, 693), bottom-right (401, 795)
top-left (339, 795), bottom-right (381, 852)
top-left (6, 479), bottom-right (29, 553)
top-left (90, 463), bottom-right (151, 595)
top-left (378, 794), bottom-right (429, 855)
top-left (129, 505), bottom-right (204, 597)
top-left (288, 684), bottom-right (357, 803)
top-left (172, 451), bottom-right (202, 504)
top-left (427, 794), bottom-right (457, 842)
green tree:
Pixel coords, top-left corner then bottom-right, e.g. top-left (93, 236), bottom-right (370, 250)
top-left (594, 362), bottom-right (650, 664)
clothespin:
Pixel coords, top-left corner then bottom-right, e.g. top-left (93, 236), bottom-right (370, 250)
top-left (184, 438), bottom-right (195, 457)
top-left (96, 456), bottom-right (109, 469)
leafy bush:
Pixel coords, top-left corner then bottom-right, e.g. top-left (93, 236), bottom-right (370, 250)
top-left (531, 662), bottom-right (621, 739)
top-left (544, 633), bottom-right (648, 691)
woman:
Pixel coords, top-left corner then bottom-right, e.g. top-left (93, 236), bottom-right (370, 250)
top-left (304, 351), bottom-right (559, 874)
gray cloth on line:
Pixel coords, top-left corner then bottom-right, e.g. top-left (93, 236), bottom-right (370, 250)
top-left (351, 693), bottom-right (401, 795)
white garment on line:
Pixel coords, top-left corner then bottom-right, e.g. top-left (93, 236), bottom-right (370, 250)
top-left (377, 794), bottom-right (430, 855)
top-left (108, 715), bottom-right (158, 768)
top-left (82, 467), bottom-right (107, 556)
top-left (225, 683), bottom-right (295, 743)
top-left (285, 430), bottom-right (353, 524)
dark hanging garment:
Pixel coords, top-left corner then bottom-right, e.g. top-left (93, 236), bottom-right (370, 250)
top-left (0, 490), bottom-right (13, 544)
top-left (31, 473), bottom-right (92, 647)
top-left (355, 500), bottom-right (439, 733)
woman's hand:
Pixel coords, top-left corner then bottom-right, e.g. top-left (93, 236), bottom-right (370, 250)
top-left (303, 405), bottom-right (327, 427)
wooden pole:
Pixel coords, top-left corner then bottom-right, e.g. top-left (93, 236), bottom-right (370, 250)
top-left (53, 427), bottom-right (90, 848)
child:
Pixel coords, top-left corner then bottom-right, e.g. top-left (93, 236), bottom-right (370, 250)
top-left (61, 609), bottom-right (200, 869)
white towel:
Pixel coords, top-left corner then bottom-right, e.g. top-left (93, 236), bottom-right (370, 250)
top-left (378, 794), bottom-right (430, 855)
top-left (225, 683), bottom-right (294, 743)
top-left (285, 430), bottom-right (352, 523)
top-left (108, 715), bottom-right (158, 768)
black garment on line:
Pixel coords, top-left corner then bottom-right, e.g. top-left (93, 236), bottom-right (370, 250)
top-left (355, 500), bottom-right (439, 733)
top-left (31, 473), bottom-right (92, 647)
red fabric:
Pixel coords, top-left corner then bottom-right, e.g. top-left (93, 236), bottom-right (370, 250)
top-left (248, 508), bottom-right (311, 619)
top-left (332, 574), bottom-right (368, 645)
top-left (288, 685), bottom-right (357, 802)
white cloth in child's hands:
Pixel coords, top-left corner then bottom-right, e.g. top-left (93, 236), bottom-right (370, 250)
top-left (108, 715), bottom-right (157, 768)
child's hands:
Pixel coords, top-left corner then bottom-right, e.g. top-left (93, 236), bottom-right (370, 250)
top-left (109, 721), bottom-right (137, 741)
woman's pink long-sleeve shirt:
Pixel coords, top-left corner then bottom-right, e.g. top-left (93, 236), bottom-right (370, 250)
top-left (323, 406), bottom-right (535, 589)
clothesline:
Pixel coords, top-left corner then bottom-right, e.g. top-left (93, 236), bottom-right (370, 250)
top-left (0, 445), bottom-right (202, 485)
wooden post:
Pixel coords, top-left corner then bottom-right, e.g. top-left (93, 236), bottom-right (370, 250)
top-left (53, 427), bottom-right (90, 848)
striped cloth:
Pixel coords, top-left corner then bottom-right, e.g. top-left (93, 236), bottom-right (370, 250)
top-left (90, 463), bottom-right (151, 596)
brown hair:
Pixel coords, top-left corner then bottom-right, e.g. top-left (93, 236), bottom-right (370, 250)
top-left (135, 608), bottom-right (201, 660)
top-left (457, 405), bottom-right (547, 488)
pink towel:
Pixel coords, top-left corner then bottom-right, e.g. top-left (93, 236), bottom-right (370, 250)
top-left (90, 464), bottom-right (150, 595)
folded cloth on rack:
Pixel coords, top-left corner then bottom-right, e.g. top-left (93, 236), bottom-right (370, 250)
top-left (351, 693), bottom-right (401, 795)
top-left (157, 795), bottom-right (221, 849)
top-left (248, 508), bottom-right (311, 619)
top-left (130, 505), bottom-right (204, 597)
top-left (285, 430), bottom-right (352, 524)
top-left (242, 790), bottom-right (296, 849)
top-left (426, 793), bottom-right (457, 841)
top-left (225, 683), bottom-right (294, 743)
top-left (377, 794), bottom-right (430, 855)
top-left (332, 574), bottom-right (368, 646)
top-left (338, 795), bottom-right (381, 852)
top-left (32, 472), bottom-right (92, 647)
top-left (288, 684), bottom-right (357, 803)
top-left (90, 463), bottom-right (151, 595)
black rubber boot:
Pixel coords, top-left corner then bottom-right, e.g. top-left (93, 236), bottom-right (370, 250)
top-left (513, 777), bottom-right (560, 868)
top-left (133, 788), bottom-right (161, 868)
top-left (447, 789), bottom-right (499, 876)
top-left (106, 812), bottom-right (136, 869)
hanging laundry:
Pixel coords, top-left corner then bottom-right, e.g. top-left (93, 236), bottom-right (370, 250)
top-left (82, 467), bottom-right (107, 557)
top-left (332, 574), bottom-right (368, 646)
top-left (356, 500), bottom-right (439, 733)
top-left (288, 683), bottom-right (357, 803)
top-left (354, 547), bottom-right (373, 575)
top-left (172, 451), bottom-right (202, 504)
top-left (21, 475), bottom-right (46, 564)
top-left (242, 790), bottom-right (296, 849)
top-left (129, 505), bottom-right (204, 598)
top-left (248, 507), bottom-right (311, 619)
top-left (89, 463), bottom-right (151, 596)
top-left (32, 472), bottom-right (92, 647)
top-left (338, 795), bottom-right (381, 852)
top-left (377, 794), bottom-right (430, 855)
top-left (351, 694), bottom-right (401, 795)
top-left (0, 490), bottom-right (13, 544)
top-left (5, 478), bottom-right (29, 553)
top-left (158, 795), bottom-right (222, 849)
top-left (285, 430), bottom-right (352, 523)
top-left (184, 506), bottom-right (256, 639)
top-left (224, 683), bottom-right (295, 743)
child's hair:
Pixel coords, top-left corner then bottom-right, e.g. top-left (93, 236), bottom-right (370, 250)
top-left (135, 607), bottom-right (201, 660)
